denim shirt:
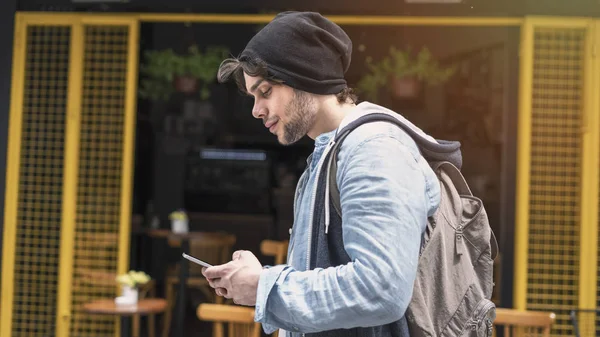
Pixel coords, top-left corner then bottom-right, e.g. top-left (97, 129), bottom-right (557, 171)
top-left (255, 102), bottom-right (441, 336)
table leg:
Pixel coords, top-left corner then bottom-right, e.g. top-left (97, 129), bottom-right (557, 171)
top-left (132, 314), bottom-right (141, 337)
top-left (121, 316), bottom-right (130, 337)
top-left (175, 240), bottom-right (189, 337)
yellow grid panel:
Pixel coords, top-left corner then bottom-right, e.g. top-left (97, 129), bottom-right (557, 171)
top-left (592, 169), bottom-right (600, 337)
top-left (69, 25), bottom-right (131, 337)
top-left (9, 25), bottom-right (70, 337)
top-left (527, 27), bottom-right (585, 337)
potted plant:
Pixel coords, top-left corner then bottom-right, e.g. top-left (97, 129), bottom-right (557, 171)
top-left (169, 209), bottom-right (189, 234)
top-left (115, 270), bottom-right (151, 305)
top-left (139, 45), bottom-right (230, 102)
top-left (357, 46), bottom-right (456, 103)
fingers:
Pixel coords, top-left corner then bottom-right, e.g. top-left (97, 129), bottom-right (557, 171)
top-left (208, 278), bottom-right (230, 298)
top-left (215, 288), bottom-right (228, 298)
top-left (204, 251), bottom-right (253, 302)
top-left (206, 276), bottom-right (219, 288)
top-left (204, 264), bottom-right (231, 296)
top-left (202, 263), bottom-right (230, 279)
top-left (232, 250), bottom-right (244, 260)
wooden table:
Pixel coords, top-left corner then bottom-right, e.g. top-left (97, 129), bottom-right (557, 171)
top-left (83, 299), bottom-right (167, 337)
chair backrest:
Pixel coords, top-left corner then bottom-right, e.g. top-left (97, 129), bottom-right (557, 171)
top-left (260, 240), bottom-right (289, 265)
top-left (493, 308), bottom-right (556, 337)
top-left (71, 232), bottom-right (120, 296)
top-left (70, 232), bottom-right (154, 337)
top-left (197, 303), bottom-right (261, 337)
top-left (71, 232), bottom-right (155, 307)
top-left (75, 268), bottom-right (155, 298)
top-left (76, 231), bottom-right (119, 252)
top-left (185, 232), bottom-right (237, 274)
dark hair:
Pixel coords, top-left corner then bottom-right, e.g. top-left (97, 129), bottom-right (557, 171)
top-left (217, 55), bottom-right (358, 104)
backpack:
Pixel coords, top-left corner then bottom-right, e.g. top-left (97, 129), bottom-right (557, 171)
top-left (326, 113), bottom-right (499, 337)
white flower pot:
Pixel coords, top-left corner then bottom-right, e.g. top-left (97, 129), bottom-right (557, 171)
top-left (171, 219), bottom-right (189, 234)
top-left (121, 285), bottom-right (138, 305)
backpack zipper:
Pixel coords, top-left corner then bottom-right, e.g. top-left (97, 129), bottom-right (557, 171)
top-left (467, 300), bottom-right (495, 332)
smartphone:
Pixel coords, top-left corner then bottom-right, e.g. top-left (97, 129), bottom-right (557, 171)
top-left (182, 253), bottom-right (213, 268)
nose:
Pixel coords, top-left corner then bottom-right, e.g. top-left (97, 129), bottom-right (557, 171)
top-left (252, 103), bottom-right (266, 119)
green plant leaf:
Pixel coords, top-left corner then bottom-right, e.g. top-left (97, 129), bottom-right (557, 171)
top-left (139, 44), bottom-right (230, 101)
top-left (356, 46), bottom-right (456, 103)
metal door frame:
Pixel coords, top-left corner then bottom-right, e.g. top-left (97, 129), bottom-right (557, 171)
top-left (0, 13), bottom-right (139, 337)
top-left (3, 11), bottom-right (599, 337)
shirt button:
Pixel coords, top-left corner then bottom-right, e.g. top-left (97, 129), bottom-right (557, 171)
top-left (289, 228), bottom-right (292, 235)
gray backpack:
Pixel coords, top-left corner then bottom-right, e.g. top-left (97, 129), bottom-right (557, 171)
top-left (327, 113), bottom-right (499, 337)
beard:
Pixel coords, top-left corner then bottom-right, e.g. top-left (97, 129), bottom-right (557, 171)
top-left (280, 89), bottom-right (318, 145)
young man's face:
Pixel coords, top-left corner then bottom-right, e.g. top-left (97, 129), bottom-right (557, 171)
top-left (244, 73), bottom-right (318, 145)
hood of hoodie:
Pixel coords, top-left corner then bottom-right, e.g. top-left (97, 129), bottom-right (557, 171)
top-left (337, 101), bottom-right (463, 169)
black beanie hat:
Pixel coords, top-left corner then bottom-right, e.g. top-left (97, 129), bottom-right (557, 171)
top-left (239, 11), bottom-right (352, 95)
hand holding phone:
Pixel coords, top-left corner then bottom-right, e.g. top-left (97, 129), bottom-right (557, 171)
top-left (182, 253), bottom-right (213, 268)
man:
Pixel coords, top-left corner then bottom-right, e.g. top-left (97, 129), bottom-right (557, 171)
top-left (202, 11), bottom-right (442, 337)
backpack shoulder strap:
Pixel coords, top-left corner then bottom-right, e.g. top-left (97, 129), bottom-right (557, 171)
top-left (431, 161), bottom-right (472, 196)
top-left (328, 113), bottom-right (432, 217)
top-left (328, 126), bottom-right (351, 217)
top-left (432, 161), bottom-right (499, 260)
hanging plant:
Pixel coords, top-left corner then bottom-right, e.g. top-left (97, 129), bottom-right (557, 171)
top-left (357, 46), bottom-right (457, 103)
top-left (139, 45), bottom-right (230, 102)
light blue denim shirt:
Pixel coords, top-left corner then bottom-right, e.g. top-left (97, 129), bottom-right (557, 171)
top-left (255, 102), bottom-right (441, 336)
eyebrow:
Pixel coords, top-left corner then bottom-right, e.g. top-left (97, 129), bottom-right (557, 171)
top-left (249, 78), bottom-right (266, 94)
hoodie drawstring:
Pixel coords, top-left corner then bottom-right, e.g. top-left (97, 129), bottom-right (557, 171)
top-left (324, 140), bottom-right (336, 234)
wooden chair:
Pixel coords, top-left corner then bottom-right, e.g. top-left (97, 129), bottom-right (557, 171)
top-left (260, 240), bottom-right (289, 265)
top-left (493, 308), bottom-right (556, 337)
top-left (74, 269), bottom-right (158, 337)
top-left (259, 239), bottom-right (289, 337)
top-left (162, 232), bottom-right (237, 337)
top-left (71, 231), bottom-right (158, 337)
top-left (197, 303), bottom-right (261, 337)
